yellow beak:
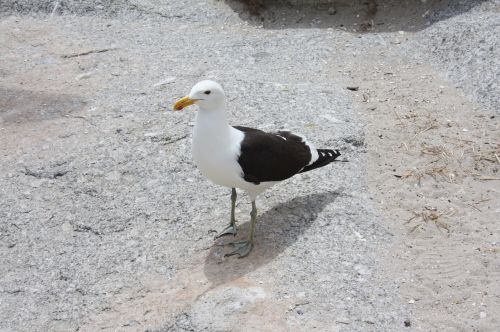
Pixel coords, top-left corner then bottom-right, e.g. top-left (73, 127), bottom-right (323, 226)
top-left (173, 96), bottom-right (196, 111)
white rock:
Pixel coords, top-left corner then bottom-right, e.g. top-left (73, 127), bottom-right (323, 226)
top-left (320, 114), bottom-right (342, 123)
top-left (144, 132), bottom-right (161, 137)
top-left (354, 264), bottom-right (371, 275)
top-left (105, 170), bottom-right (121, 181)
top-left (153, 76), bottom-right (176, 87)
top-left (76, 72), bottom-right (93, 80)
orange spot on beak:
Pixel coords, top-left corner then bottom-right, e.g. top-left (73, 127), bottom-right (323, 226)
top-left (173, 96), bottom-right (195, 111)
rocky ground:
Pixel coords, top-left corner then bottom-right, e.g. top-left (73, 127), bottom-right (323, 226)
top-left (1, 0), bottom-right (499, 331)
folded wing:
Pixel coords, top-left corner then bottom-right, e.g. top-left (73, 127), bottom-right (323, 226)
top-left (234, 126), bottom-right (314, 184)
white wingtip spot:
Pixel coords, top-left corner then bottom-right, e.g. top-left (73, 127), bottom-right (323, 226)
top-left (294, 132), bottom-right (318, 165)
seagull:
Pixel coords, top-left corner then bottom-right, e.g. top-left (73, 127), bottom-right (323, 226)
top-left (173, 80), bottom-right (341, 257)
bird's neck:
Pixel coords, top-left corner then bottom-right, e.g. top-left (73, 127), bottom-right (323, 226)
top-left (194, 106), bottom-right (231, 141)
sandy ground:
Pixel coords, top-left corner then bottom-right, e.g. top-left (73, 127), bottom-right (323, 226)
top-left (1, 0), bottom-right (499, 331)
top-left (338, 45), bottom-right (500, 330)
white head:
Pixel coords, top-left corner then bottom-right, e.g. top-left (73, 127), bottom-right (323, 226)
top-left (173, 80), bottom-right (226, 112)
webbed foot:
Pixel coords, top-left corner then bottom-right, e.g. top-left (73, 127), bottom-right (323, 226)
top-left (225, 240), bottom-right (253, 258)
top-left (214, 223), bottom-right (237, 239)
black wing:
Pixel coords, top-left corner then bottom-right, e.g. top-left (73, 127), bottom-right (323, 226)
top-left (234, 126), bottom-right (312, 184)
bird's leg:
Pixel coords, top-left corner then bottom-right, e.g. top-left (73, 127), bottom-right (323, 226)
top-left (215, 188), bottom-right (238, 238)
top-left (230, 188), bottom-right (237, 225)
top-left (225, 200), bottom-right (257, 258)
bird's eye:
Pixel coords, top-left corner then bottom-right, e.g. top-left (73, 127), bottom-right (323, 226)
top-left (204, 90), bottom-right (211, 95)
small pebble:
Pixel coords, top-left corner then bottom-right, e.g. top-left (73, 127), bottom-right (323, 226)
top-left (76, 72), bottom-right (92, 80)
top-left (404, 319), bottom-right (411, 327)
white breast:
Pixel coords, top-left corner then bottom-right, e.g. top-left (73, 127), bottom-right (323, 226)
top-left (192, 123), bottom-right (245, 189)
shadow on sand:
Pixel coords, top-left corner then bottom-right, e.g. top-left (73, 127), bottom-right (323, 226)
top-left (0, 87), bottom-right (86, 125)
top-left (203, 190), bottom-right (341, 287)
top-left (225, 0), bottom-right (488, 32)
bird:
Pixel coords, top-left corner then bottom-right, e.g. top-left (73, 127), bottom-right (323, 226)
top-left (173, 80), bottom-right (341, 257)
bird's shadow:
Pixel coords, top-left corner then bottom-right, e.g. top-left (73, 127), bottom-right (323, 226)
top-left (203, 190), bottom-right (341, 287)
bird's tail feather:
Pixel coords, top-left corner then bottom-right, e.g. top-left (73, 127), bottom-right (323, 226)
top-left (300, 149), bottom-right (341, 173)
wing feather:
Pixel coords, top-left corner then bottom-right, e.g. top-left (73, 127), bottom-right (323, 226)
top-left (234, 126), bottom-right (312, 184)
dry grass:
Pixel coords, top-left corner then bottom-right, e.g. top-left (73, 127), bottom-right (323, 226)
top-left (473, 146), bottom-right (500, 164)
top-left (397, 165), bottom-right (457, 184)
top-left (412, 113), bottom-right (440, 139)
top-left (406, 206), bottom-right (456, 233)
top-left (393, 116), bottom-right (499, 184)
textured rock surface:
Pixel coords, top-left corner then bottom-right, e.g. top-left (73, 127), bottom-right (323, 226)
top-left (403, 0), bottom-right (500, 112)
